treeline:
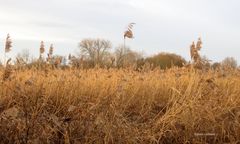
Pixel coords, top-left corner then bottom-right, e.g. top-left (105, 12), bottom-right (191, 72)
top-left (0, 38), bottom-right (187, 70)
top-left (0, 37), bottom-right (238, 70)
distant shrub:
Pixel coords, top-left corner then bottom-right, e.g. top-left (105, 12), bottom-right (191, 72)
top-left (145, 52), bottom-right (186, 69)
top-left (211, 62), bottom-right (221, 70)
top-left (222, 57), bottom-right (238, 69)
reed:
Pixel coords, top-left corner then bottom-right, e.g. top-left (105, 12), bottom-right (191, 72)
top-left (0, 68), bottom-right (239, 143)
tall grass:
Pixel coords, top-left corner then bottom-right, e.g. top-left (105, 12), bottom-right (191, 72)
top-left (0, 68), bottom-right (240, 143)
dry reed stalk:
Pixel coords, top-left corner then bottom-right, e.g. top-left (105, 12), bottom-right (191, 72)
top-left (0, 68), bottom-right (240, 143)
top-left (2, 59), bottom-right (12, 81)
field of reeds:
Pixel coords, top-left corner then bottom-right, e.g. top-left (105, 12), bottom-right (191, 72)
top-left (0, 67), bottom-right (240, 143)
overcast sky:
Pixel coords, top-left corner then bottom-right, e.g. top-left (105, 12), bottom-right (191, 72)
top-left (0, 0), bottom-right (239, 63)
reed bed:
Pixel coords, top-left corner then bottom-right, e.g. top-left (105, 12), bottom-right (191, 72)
top-left (0, 68), bottom-right (240, 143)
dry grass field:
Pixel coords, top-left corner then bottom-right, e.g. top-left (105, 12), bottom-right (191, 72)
top-left (0, 67), bottom-right (240, 143)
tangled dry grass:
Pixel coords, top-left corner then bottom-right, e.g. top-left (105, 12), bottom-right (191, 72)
top-left (0, 67), bottom-right (240, 143)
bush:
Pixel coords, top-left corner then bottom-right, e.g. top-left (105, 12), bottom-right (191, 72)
top-left (145, 52), bottom-right (186, 69)
top-left (222, 57), bottom-right (238, 69)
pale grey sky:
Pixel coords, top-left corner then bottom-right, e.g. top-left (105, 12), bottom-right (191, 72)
top-left (0, 0), bottom-right (239, 63)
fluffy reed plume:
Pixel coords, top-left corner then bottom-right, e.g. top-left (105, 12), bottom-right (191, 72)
top-left (190, 37), bottom-right (202, 64)
top-left (5, 34), bottom-right (12, 53)
top-left (49, 44), bottom-right (54, 56)
top-left (124, 23), bottom-right (135, 39)
top-left (39, 41), bottom-right (45, 59)
top-left (47, 44), bottom-right (54, 62)
top-left (196, 37), bottom-right (202, 50)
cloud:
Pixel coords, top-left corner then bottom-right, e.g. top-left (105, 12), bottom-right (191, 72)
top-left (0, 0), bottom-right (240, 63)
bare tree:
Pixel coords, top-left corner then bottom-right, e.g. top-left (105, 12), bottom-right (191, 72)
top-left (115, 45), bottom-right (142, 68)
top-left (222, 57), bottom-right (238, 69)
top-left (79, 38), bottom-right (112, 66)
top-left (115, 45), bottom-right (125, 67)
top-left (16, 49), bottom-right (30, 64)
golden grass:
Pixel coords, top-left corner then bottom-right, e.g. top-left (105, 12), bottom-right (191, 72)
top-left (0, 68), bottom-right (240, 143)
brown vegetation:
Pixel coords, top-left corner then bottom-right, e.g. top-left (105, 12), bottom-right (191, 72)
top-left (0, 67), bottom-right (240, 143)
top-left (1, 34), bottom-right (239, 143)
top-left (145, 52), bottom-right (186, 69)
